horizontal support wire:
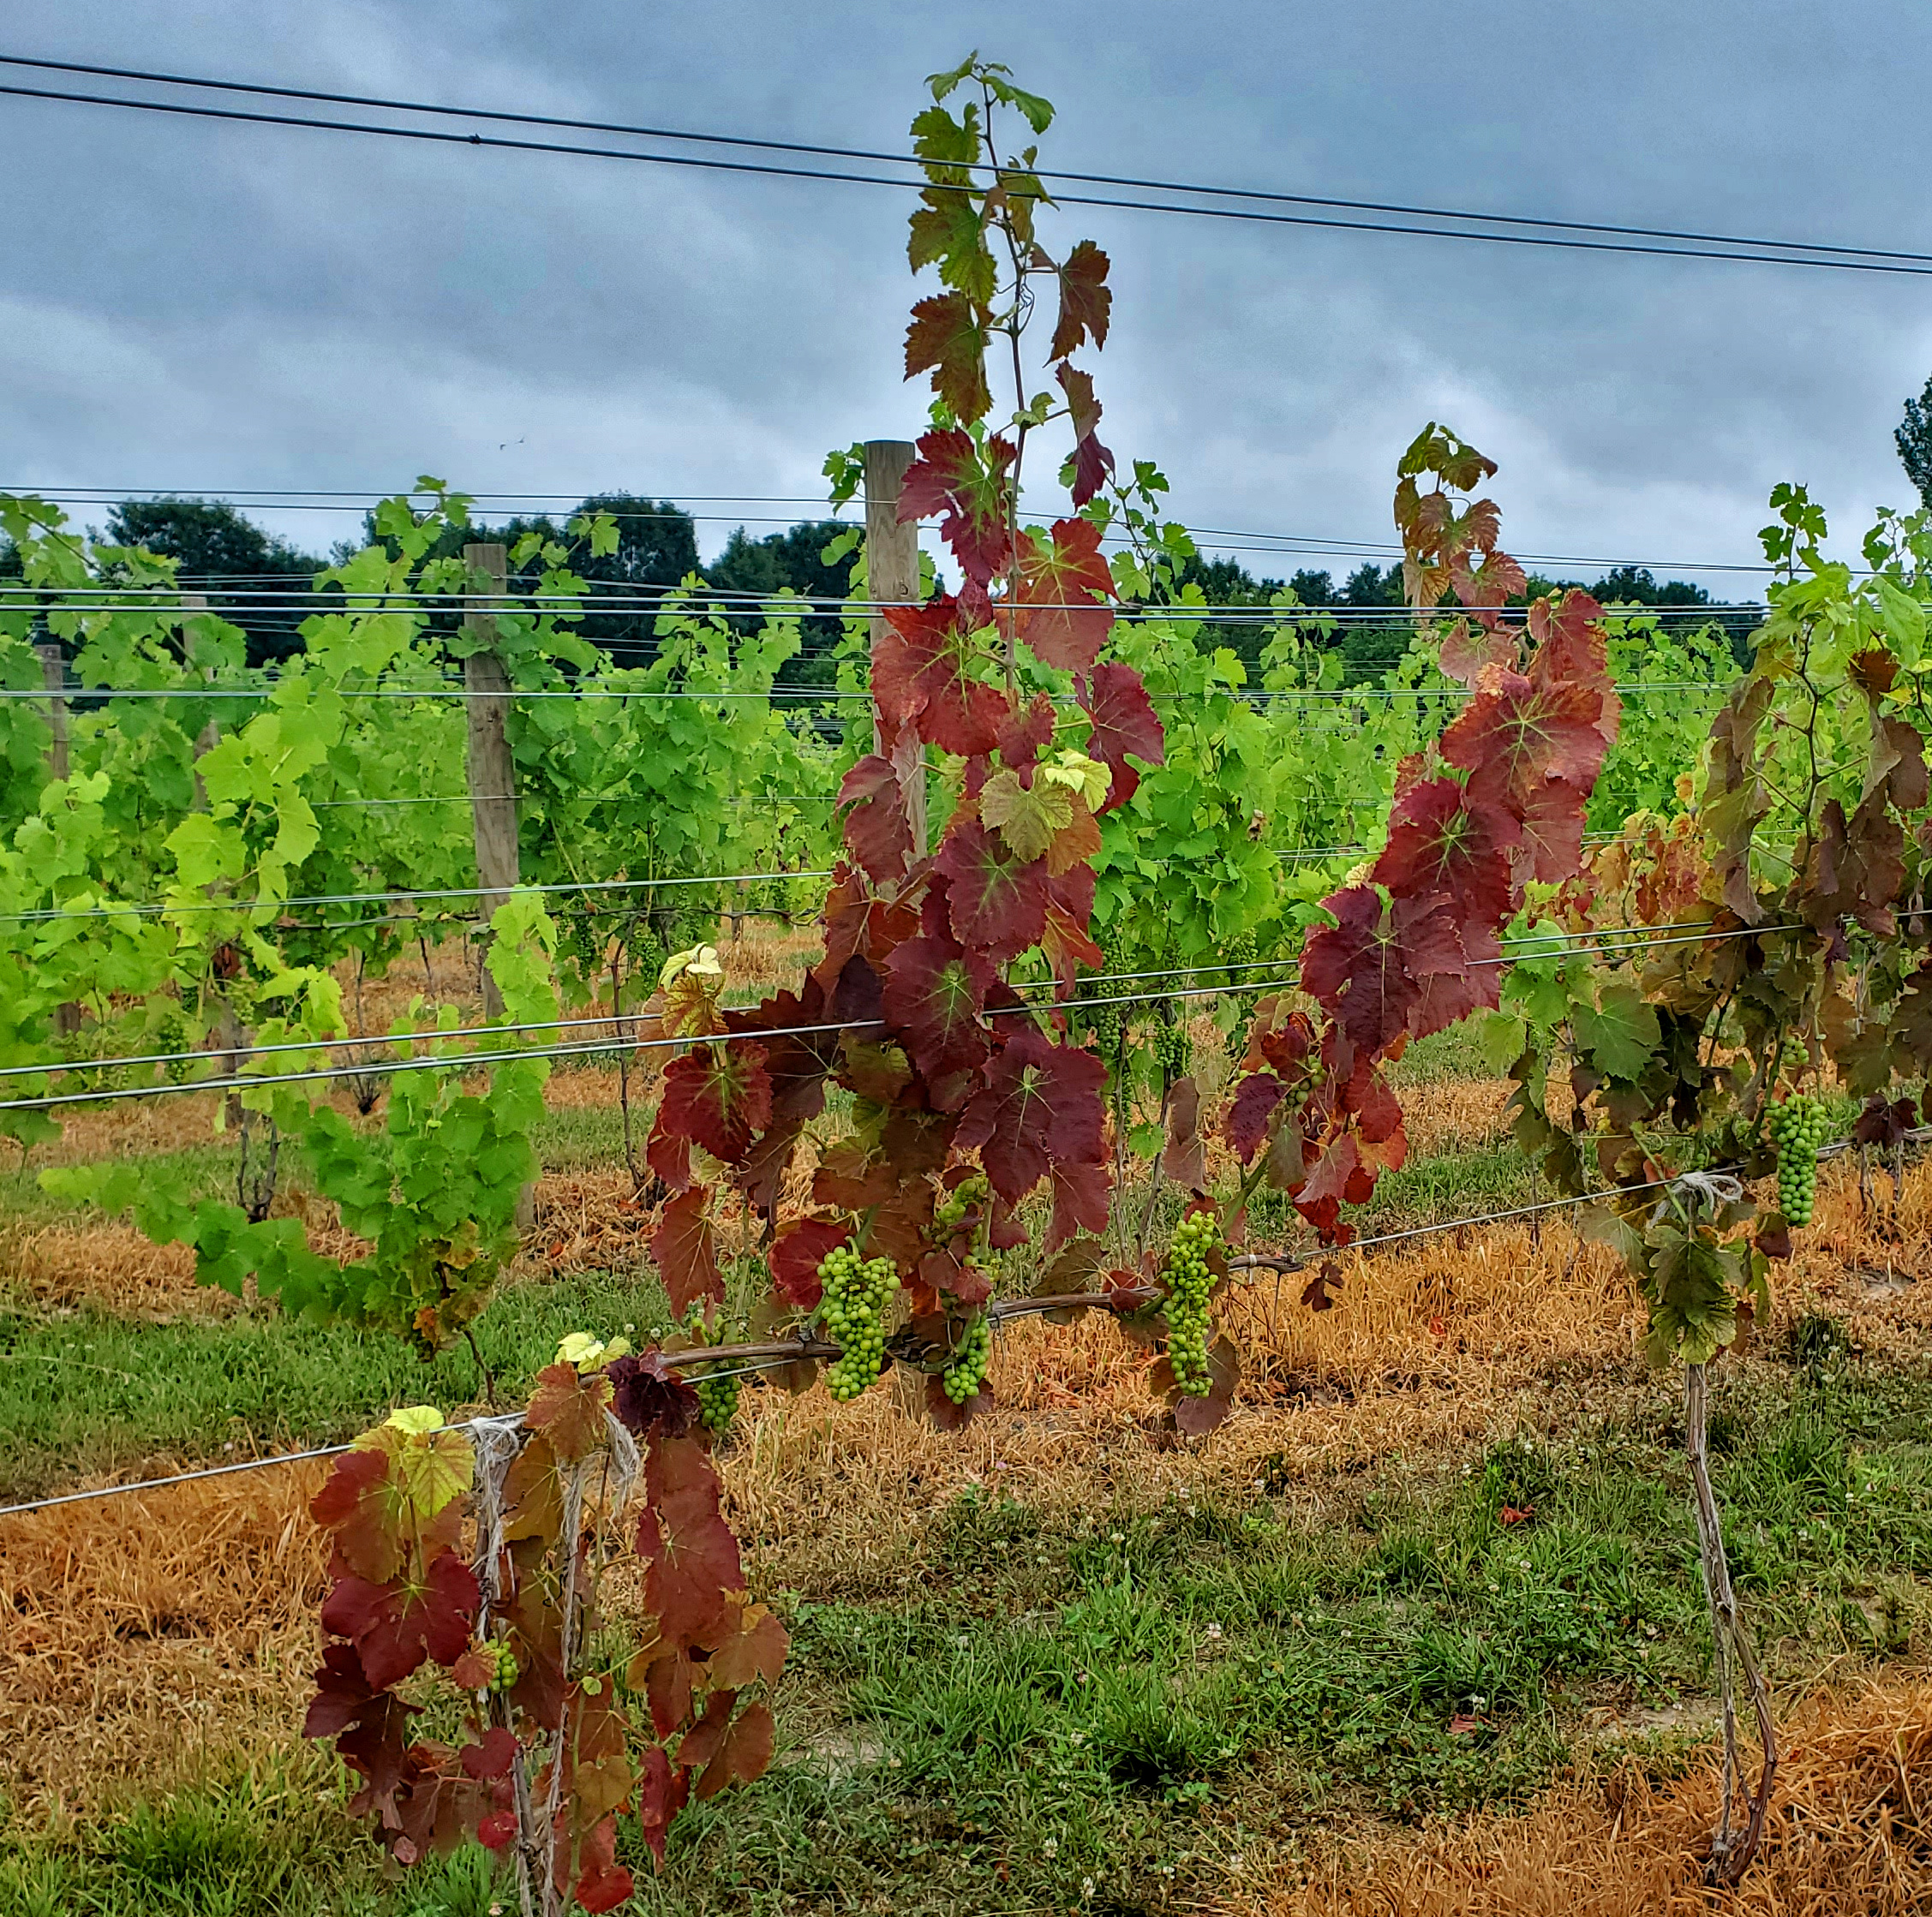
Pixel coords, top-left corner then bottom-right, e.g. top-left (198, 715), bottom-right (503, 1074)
top-left (3, 1126), bottom-right (1912, 1524)
top-left (0, 917), bottom-right (1843, 1111)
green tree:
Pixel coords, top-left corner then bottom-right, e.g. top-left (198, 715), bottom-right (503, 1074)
top-left (1898, 372), bottom-right (1932, 509)
top-left (105, 498), bottom-right (323, 664)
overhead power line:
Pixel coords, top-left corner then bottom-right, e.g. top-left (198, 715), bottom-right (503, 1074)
top-left (1, 63), bottom-right (1928, 278)
top-left (0, 54), bottom-right (1924, 276)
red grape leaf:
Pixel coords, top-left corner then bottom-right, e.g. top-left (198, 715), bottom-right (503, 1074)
top-left (609, 1352), bottom-right (702, 1442)
top-left (1301, 1260), bottom-right (1344, 1311)
top-left (925, 1370), bottom-right (994, 1430)
top-left (1049, 239), bottom-right (1111, 358)
top-left (310, 1444), bottom-right (403, 1586)
top-left (837, 751), bottom-right (915, 885)
top-left (636, 1741), bottom-right (691, 1867)
top-left (1039, 869), bottom-right (1104, 988)
top-left (695, 1699), bottom-right (775, 1802)
top-left (957, 1025), bottom-right (1107, 1205)
top-left (460, 1727), bottom-right (519, 1781)
top-left (1162, 1074), bottom-right (1205, 1190)
top-left (897, 430), bottom-right (1014, 589)
top-left (645, 1114), bottom-right (692, 1194)
top-left (876, 594), bottom-right (1009, 756)
top-left (1079, 662), bottom-right (1163, 809)
top-left (1300, 887), bottom-right (1417, 1055)
top-left (657, 1042), bottom-right (772, 1166)
top-left (322, 1550), bottom-right (479, 1690)
top-left (1372, 776), bottom-right (1518, 929)
top-left (905, 291), bottom-right (991, 424)
top-left (524, 1360), bottom-right (613, 1466)
top-left (1056, 363), bottom-right (1115, 507)
top-left (996, 694), bottom-right (1057, 770)
top-left (935, 819), bottom-right (1050, 964)
top-left (708, 1601), bottom-right (790, 1692)
top-left (770, 1214), bottom-right (850, 1310)
top-left (651, 1185), bottom-right (723, 1317)
top-left (1172, 1335), bottom-right (1240, 1436)
top-left (1226, 1072), bottom-right (1286, 1164)
top-left (637, 1434), bottom-right (745, 1652)
top-left (1015, 518), bottom-right (1115, 673)
top-left (1047, 1157), bottom-right (1111, 1251)
top-left (1527, 591), bottom-right (1618, 745)
top-left (573, 1820), bottom-right (635, 1914)
top-left (676, 1687), bottom-right (736, 1772)
top-left (812, 1138), bottom-right (900, 1212)
top-left (882, 936), bottom-right (989, 1108)
top-left (1446, 671), bottom-right (1610, 817)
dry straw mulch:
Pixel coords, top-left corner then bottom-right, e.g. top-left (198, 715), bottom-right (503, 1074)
top-left (1255, 1678), bottom-right (1932, 1917)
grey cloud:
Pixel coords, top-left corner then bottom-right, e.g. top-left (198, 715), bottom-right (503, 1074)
top-left (1, 0), bottom-right (1927, 580)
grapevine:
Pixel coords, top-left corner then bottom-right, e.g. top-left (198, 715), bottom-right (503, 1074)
top-left (1769, 1094), bottom-right (1827, 1226)
top-left (817, 1243), bottom-right (900, 1402)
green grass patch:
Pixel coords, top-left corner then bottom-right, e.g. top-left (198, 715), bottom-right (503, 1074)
top-left (9, 1364), bottom-right (1926, 1914)
top-left (0, 1267), bottom-right (667, 1502)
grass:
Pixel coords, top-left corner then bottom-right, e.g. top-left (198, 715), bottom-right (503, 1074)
top-left (5, 1356), bottom-right (1928, 1914)
top-left (0, 1266), bottom-right (669, 1502)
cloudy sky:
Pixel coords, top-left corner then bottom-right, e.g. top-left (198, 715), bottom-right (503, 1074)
top-left (2, 0), bottom-right (1927, 591)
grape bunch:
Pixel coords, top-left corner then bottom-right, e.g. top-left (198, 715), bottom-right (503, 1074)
top-left (818, 1242), bottom-right (900, 1402)
top-left (941, 1312), bottom-right (993, 1405)
top-left (476, 1637), bottom-right (518, 1694)
top-left (1154, 1015), bottom-right (1191, 1084)
top-left (1769, 1094), bottom-right (1828, 1226)
top-left (933, 1170), bottom-right (989, 1238)
top-left (682, 1305), bottom-right (741, 1436)
top-left (1161, 1208), bottom-right (1222, 1396)
top-left (692, 1365), bottom-right (740, 1436)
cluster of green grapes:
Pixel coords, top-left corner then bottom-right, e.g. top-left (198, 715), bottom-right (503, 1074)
top-left (940, 1312), bottom-right (993, 1405)
top-left (476, 1638), bottom-right (518, 1694)
top-left (933, 1170), bottom-right (989, 1237)
top-left (1222, 930), bottom-right (1258, 981)
top-left (1162, 1208), bottom-right (1222, 1396)
top-left (1769, 1094), bottom-right (1828, 1226)
top-left (1154, 1015), bottom-right (1191, 1084)
top-left (817, 1242), bottom-right (900, 1401)
top-left (682, 1305), bottom-right (741, 1435)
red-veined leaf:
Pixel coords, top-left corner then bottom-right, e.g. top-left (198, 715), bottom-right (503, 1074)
top-left (1015, 517), bottom-right (1115, 673)
top-left (1079, 661), bottom-right (1163, 809)
top-left (882, 935), bottom-right (989, 1108)
top-left (656, 1042), bottom-right (772, 1165)
top-left (651, 1185), bottom-right (723, 1317)
top-left (934, 819), bottom-right (1050, 963)
top-left (875, 593), bottom-right (1009, 756)
top-left (897, 429), bottom-right (1014, 588)
top-left (957, 1025), bottom-right (1108, 1205)
top-left (905, 291), bottom-right (991, 424)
